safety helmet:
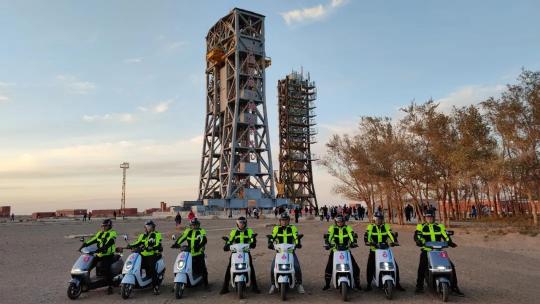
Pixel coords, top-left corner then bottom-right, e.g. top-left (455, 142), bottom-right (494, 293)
top-left (373, 212), bottom-right (384, 220)
top-left (335, 215), bottom-right (345, 224)
top-left (236, 216), bottom-right (247, 228)
top-left (101, 219), bottom-right (112, 228)
top-left (424, 210), bottom-right (435, 217)
top-left (144, 220), bottom-right (156, 228)
top-left (279, 213), bottom-right (290, 221)
top-left (190, 217), bottom-right (201, 227)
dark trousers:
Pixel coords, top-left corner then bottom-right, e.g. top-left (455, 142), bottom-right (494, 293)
top-left (95, 255), bottom-right (115, 286)
top-left (222, 252), bottom-right (258, 289)
top-left (366, 250), bottom-right (401, 287)
top-left (142, 255), bottom-right (159, 287)
top-left (416, 251), bottom-right (458, 289)
top-left (324, 252), bottom-right (360, 287)
top-left (270, 252), bottom-right (302, 284)
top-left (192, 254), bottom-right (209, 285)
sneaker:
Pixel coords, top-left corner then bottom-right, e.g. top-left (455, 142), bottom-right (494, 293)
top-left (322, 285), bottom-right (330, 291)
top-left (415, 287), bottom-right (424, 294)
top-left (396, 284), bottom-right (406, 291)
top-left (153, 286), bottom-right (160, 295)
top-left (365, 285), bottom-right (372, 291)
top-left (107, 286), bottom-right (114, 295)
top-left (219, 287), bottom-right (229, 295)
top-left (268, 285), bottom-right (276, 294)
top-left (297, 284), bottom-right (305, 294)
top-left (252, 286), bottom-right (261, 294)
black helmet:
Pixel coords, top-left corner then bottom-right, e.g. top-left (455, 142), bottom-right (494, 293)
top-left (280, 213), bottom-right (290, 221)
top-left (190, 218), bottom-right (201, 227)
top-left (374, 212), bottom-right (384, 220)
top-left (144, 220), bottom-right (156, 228)
top-left (424, 210), bottom-right (435, 217)
top-left (101, 219), bottom-right (112, 227)
top-left (335, 215), bottom-right (345, 224)
top-left (236, 216), bottom-right (247, 228)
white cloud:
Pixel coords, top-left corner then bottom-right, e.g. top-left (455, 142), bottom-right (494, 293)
top-left (83, 113), bottom-right (135, 123)
top-left (281, 0), bottom-right (348, 25)
top-left (165, 41), bottom-right (188, 51)
top-left (153, 100), bottom-right (172, 113)
top-left (0, 95), bottom-right (9, 102)
top-left (0, 81), bottom-right (16, 87)
top-left (436, 84), bottom-right (505, 112)
top-left (137, 106), bottom-right (148, 112)
top-left (56, 74), bottom-right (97, 94)
top-left (124, 57), bottom-right (143, 64)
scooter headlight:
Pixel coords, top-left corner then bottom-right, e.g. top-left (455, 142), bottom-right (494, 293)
top-left (278, 264), bottom-right (291, 271)
top-left (235, 263), bottom-right (247, 270)
top-left (178, 260), bottom-right (185, 270)
top-left (336, 264), bottom-right (350, 272)
top-left (379, 262), bottom-right (394, 271)
top-left (124, 261), bottom-right (133, 271)
top-left (71, 268), bottom-right (88, 275)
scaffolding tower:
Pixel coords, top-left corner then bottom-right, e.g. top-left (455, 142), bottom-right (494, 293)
top-left (278, 70), bottom-right (318, 208)
top-left (198, 8), bottom-right (283, 208)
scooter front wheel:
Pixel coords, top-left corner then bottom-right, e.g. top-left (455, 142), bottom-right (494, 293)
top-left (174, 282), bottom-right (185, 299)
top-left (440, 282), bottom-right (449, 302)
top-left (67, 282), bottom-right (82, 300)
top-left (120, 283), bottom-right (133, 300)
top-left (236, 281), bottom-right (245, 299)
top-left (340, 282), bottom-right (348, 302)
top-left (280, 283), bottom-right (288, 301)
top-left (384, 281), bottom-right (394, 300)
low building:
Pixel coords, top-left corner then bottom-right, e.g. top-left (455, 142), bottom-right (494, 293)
top-left (32, 212), bottom-right (56, 219)
top-left (55, 209), bottom-right (87, 217)
top-left (0, 206), bottom-right (11, 217)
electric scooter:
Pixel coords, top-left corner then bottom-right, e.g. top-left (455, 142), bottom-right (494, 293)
top-left (369, 241), bottom-right (399, 300)
top-left (119, 235), bottom-right (166, 299)
top-left (323, 234), bottom-right (357, 302)
top-left (171, 234), bottom-right (205, 299)
top-left (267, 234), bottom-right (304, 301)
top-left (67, 238), bottom-right (124, 300)
top-left (423, 231), bottom-right (455, 302)
top-left (221, 234), bottom-right (257, 299)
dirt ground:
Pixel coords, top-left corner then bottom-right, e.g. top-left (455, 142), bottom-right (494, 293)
top-left (1, 217), bottom-right (539, 303)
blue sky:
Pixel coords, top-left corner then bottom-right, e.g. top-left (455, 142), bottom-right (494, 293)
top-left (1, 0), bottom-right (539, 213)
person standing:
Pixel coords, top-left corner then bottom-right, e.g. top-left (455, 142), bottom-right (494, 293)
top-left (175, 212), bottom-right (182, 228)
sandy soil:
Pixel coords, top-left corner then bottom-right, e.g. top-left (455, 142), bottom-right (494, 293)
top-left (1, 218), bottom-right (539, 303)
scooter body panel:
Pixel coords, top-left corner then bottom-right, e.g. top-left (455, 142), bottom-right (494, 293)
top-left (332, 250), bottom-right (353, 289)
top-left (174, 251), bottom-right (203, 286)
top-left (373, 248), bottom-right (396, 288)
top-left (273, 244), bottom-right (296, 289)
top-left (121, 252), bottom-right (155, 288)
top-left (426, 249), bottom-right (453, 289)
top-left (230, 244), bottom-right (251, 287)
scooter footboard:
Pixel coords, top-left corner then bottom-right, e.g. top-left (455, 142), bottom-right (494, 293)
top-left (337, 275), bottom-right (351, 286)
top-left (121, 274), bottom-right (136, 285)
top-left (174, 272), bottom-right (187, 284)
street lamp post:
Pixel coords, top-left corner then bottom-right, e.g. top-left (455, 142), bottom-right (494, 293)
top-left (120, 162), bottom-right (130, 219)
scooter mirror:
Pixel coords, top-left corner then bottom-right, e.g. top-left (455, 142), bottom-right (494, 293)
top-left (323, 234), bottom-right (329, 239)
top-left (447, 230), bottom-right (454, 236)
top-left (222, 236), bottom-right (228, 241)
top-left (393, 232), bottom-right (399, 238)
top-left (253, 233), bottom-right (258, 238)
top-left (172, 234), bottom-right (176, 240)
top-left (79, 237), bottom-right (85, 242)
top-left (266, 234), bottom-right (272, 239)
top-left (123, 234), bottom-right (128, 241)
top-left (298, 234), bottom-right (304, 239)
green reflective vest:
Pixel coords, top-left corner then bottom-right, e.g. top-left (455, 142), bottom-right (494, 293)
top-left (176, 228), bottom-right (207, 256)
top-left (415, 223), bottom-right (449, 251)
top-left (130, 231), bottom-right (162, 256)
top-left (366, 223), bottom-right (394, 251)
top-left (84, 229), bottom-right (117, 257)
top-left (271, 225), bottom-right (298, 244)
top-left (227, 228), bottom-right (254, 244)
top-left (327, 224), bottom-right (355, 252)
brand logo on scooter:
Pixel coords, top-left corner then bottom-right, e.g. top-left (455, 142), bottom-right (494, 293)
top-left (440, 252), bottom-right (448, 258)
top-left (83, 256), bottom-right (90, 263)
top-left (237, 254), bottom-right (243, 259)
top-left (281, 255), bottom-right (287, 260)
top-left (129, 255), bottom-right (136, 261)
top-left (382, 252), bottom-right (388, 258)
top-left (339, 253), bottom-right (344, 260)
top-left (180, 253), bottom-right (185, 259)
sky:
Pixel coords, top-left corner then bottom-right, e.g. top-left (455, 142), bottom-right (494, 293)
top-left (1, 0), bottom-right (539, 214)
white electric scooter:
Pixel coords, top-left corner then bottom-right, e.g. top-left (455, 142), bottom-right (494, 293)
top-left (171, 234), bottom-right (205, 299)
top-left (222, 234), bottom-right (257, 299)
top-left (267, 234), bottom-right (304, 301)
top-left (369, 240), bottom-right (399, 300)
top-left (119, 235), bottom-right (166, 299)
top-left (67, 240), bottom-right (124, 299)
top-left (323, 234), bottom-right (358, 302)
top-left (424, 230), bottom-right (455, 302)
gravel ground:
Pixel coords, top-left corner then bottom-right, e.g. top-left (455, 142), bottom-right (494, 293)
top-left (1, 217), bottom-right (539, 303)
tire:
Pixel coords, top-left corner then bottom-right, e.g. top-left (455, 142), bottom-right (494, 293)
top-left (280, 282), bottom-right (288, 301)
top-left (120, 283), bottom-right (133, 300)
top-left (384, 281), bottom-right (394, 300)
top-left (237, 281), bottom-right (246, 299)
top-left (440, 282), bottom-right (449, 302)
top-left (174, 282), bottom-right (184, 299)
top-left (67, 282), bottom-right (82, 300)
top-left (340, 282), bottom-right (348, 302)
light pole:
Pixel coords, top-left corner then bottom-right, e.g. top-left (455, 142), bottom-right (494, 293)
top-left (120, 162), bottom-right (129, 219)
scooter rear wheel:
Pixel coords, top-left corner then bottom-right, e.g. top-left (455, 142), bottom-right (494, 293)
top-left (340, 282), bottom-right (348, 302)
top-left (174, 282), bottom-right (185, 299)
top-left (384, 281), bottom-right (394, 300)
top-left (440, 282), bottom-right (449, 302)
top-left (67, 282), bottom-right (82, 300)
top-left (280, 283), bottom-right (288, 301)
top-left (120, 283), bottom-right (133, 300)
top-left (237, 281), bottom-right (245, 299)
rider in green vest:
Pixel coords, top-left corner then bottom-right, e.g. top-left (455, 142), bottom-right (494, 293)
top-left (80, 219), bottom-right (117, 294)
top-left (219, 216), bottom-right (261, 294)
top-left (363, 212), bottom-right (405, 291)
top-left (172, 218), bottom-right (209, 288)
top-left (127, 220), bottom-right (163, 295)
top-left (414, 209), bottom-right (464, 296)
top-left (322, 214), bottom-right (361, 291)
top-left (268, 212), bottom-right (305, 294)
